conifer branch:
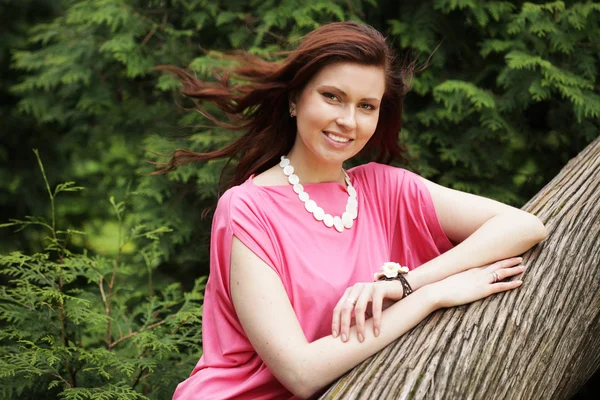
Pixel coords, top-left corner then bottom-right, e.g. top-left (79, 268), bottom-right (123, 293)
top-left (33, 150), bottom-right (64, 264)
top-left (264, 30), bottom-right (287, 42)
top-left (33, 150), bottom-right (74, 386)
top-left (36, 269), bottom-right (51, 286)
top-left (170, 317), bottom-right (188, 335)
top-left (132, 346), bottom-right (152, 390)
top-left (49, 371), bottom-right (72, 388)
top-left (129, 5), bottom-right (171, 35)
top-left (108, 319), bottom-right (167, 349)
top-left (104, 197), bottom-right (127, 348)
top-left (131, 367), bottom-right (145, 390)
top-left (34, 149), bottom-right (54, 233)
top-left (56, 278), bottom-right (76, 387)
top-left (141, 27), bottom-right (157, 46)
top-left (577, 42), bottom-right (600, 50)
top-left (99, 275), bottom-right (111, 349)
top-left (141, 12), bottom-right (166, 46)
top-left (105, 257), bottom-right (119, 348)
top-left (136, 8), bottom-right (167, 15)
top-left (99, 276), bottom-right (107, 309)
top-left (40, 301), bottom-right (55, 311)
top-left (344, 0), bottom-right (365, 18)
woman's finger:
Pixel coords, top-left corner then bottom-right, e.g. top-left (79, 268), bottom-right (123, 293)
top-left (487, 257), bottom-right (523, 272)
top-left (332, 288), bottom-right (351, 338)
top-left (492, 265), bottom-right (526, 283)
top-left (340, 286), bottom-right (362, 342)
top-left (354, 289), bottom-right (372, 343)
top-left (491, 280), bottom-right (523, 293)
top-left (371, 285), bottom-right (384, 337)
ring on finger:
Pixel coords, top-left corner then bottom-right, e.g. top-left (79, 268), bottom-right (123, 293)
top-left (492, 272), bottom-right (499, 283)
top-left (346, 298), bottom-right (356, 305)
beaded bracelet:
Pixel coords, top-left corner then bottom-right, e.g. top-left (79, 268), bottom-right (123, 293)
top-left (377, 274), bottom-right (413, 298)
top-left (373, 262), bottom-right (414, 298)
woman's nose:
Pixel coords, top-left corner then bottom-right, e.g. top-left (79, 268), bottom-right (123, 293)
top-left (336, 107), bottom-right (357, 130)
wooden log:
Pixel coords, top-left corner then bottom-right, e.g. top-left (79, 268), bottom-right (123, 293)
top-left (320, 136), bottom-right (600, 400)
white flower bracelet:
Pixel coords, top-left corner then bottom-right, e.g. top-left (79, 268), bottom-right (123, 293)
top-left (374, 262), bottom-right (413, 298)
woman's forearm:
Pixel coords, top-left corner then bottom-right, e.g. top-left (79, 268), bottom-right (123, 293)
top-left (295, 209), bottom-right (542, 397)
top-left (293, 286), bottom-right (439, 398)
top-left (407, 211), bottom-right (546, 290)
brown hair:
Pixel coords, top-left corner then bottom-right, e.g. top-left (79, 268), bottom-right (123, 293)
top-left (153, 21), bottom-right (413, 192)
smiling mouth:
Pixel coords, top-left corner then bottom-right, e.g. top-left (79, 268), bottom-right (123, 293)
top-left (323, 131), bottom-right (353, 143)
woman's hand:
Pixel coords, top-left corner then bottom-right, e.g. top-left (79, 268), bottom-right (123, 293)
top-left (431, 257), bottom-right (525, 308)
top-left (331, 280), bottom-right (405, 343)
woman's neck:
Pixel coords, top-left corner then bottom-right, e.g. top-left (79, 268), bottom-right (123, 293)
top-left (285, 148), bottom-right (346, 185)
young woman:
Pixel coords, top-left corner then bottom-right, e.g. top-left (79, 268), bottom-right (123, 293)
top-left (162, 22), bottom-right (547, 400)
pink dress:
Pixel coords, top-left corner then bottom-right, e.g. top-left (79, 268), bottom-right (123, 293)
top-left (173, 162), bottom-right (454, 399)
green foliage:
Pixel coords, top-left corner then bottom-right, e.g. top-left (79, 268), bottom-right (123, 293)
top-left (1, 0), bottom-right (599, 395)
top-left (0, 152), bottom-right (204, 399)
top-left (391, 0), bottom-right (599, 202)
top-left (1, 0), bottom-right (365, 274)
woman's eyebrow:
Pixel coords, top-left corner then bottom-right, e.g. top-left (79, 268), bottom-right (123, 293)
top-left (319, 85), bottom-right (380, 103)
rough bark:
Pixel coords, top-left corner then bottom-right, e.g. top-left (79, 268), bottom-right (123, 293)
top-left (320, 136), bottom-right (600, 400)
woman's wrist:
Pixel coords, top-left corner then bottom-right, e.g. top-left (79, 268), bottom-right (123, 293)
top-left (389, 277), bottom-right (441, 310)
top-left (416, 283), bottom-right (443, 311)
top-left (386, 282), bottom-right (441, 314)
top-left (405, 268), bottom-right (427, 292)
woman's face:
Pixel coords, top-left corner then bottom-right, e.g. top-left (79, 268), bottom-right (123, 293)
top-left (291, 62), bottom-right (386, 166)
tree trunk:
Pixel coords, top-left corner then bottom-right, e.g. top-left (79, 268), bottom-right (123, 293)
top-left (320, 136), bottom-right (600, 400)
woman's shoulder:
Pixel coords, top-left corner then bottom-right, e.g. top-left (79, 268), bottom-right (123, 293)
top-left (350, 161), bottom-right (409, 173)
top-left (349, 162), bottom-right (431, 203)
top-left (215, 175), bottom-right (294, 230)
top-left (214, 180), bottom-right (264, 221)
top-left (349, 162), bottom-right (413, 183)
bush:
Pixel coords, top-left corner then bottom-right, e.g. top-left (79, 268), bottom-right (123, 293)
top-left (0, 151), bottom-right (205, 399)
top-left (2, 1), bottom-right (598, 278)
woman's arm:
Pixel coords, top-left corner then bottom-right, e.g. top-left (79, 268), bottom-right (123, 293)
top-left (331, 175), bottom-right (546, 343)
top-left (407, 177), bottom-right (547, 290)
top-left (230, 236), bottom-right (523, 399)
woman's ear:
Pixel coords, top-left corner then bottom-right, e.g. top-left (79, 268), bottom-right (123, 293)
top-left (289, 92), bottom-right (297, 106)
top-left (288, 93), bottom-right (297, 117)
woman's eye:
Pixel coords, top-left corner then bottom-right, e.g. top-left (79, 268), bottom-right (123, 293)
top-left (360, 103), bottom-right (376, 111)
top-left (323, 92), bottom-right (338, 101)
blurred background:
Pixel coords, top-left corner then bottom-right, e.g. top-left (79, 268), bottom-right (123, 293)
top-left (0, 0), bottom-right (598, 398)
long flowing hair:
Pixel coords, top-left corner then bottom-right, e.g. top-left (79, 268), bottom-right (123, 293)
top-left (153, 21), bottom-right (413, 192)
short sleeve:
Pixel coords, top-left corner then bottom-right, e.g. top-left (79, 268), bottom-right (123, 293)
top-left (399, 168), bottom-right (454, 253)
top-left (196, 187), bottom-right (284, 377)
top-left (213, 188), bottom-right (282, 280)
top-left (227, 190), bottom-right (281, 273)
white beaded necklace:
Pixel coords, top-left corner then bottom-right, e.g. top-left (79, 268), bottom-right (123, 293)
top-left (279, 155), bottom-right (358, 233)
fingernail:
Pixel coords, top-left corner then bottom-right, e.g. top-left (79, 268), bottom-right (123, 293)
top-left (518, 257), bottom-right (523, 262)
top-left (517, 280), bottom-right (523, 284)
top-left (374, 328), bottom-right (380, 337)
top-left (358, 333), bottom-right (364, 342)
top-left (341, 333), bottom-right (347, 342)
top-left (333, 330), bottom-right (337, 338)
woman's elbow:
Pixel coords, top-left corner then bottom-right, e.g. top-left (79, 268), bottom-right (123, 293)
top-left (291, 388), bottom-right (314, 400)
top-left (290, 365), bottom-right (332, 399)
top-left (524, 212), bottom-right (548, 243)
top-left (276, 363), bottom-right (319, 399)
top-left (285, 376), bottom-right (318, 400)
